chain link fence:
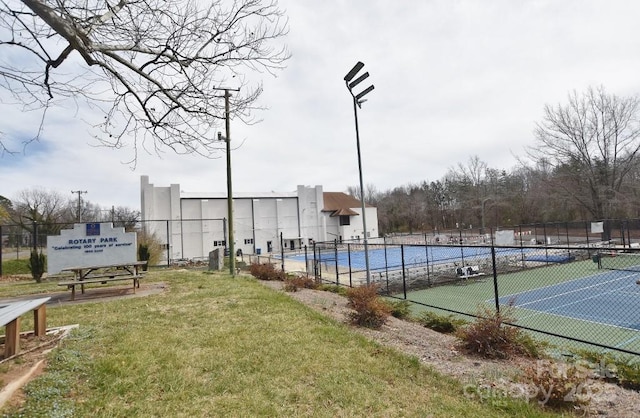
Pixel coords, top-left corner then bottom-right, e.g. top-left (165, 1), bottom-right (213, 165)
top-left (305, 230), bottom-right (640, 358)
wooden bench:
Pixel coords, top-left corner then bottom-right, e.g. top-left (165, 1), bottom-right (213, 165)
top-left (0, 297), bottom-right (50, 357)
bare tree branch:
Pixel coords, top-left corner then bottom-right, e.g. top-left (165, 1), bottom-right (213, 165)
top-left (527, 86), bottom-right (640, 219)
top-left (0, 0), bottom-right (289, 159)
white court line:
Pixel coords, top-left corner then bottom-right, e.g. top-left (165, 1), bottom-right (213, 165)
top-left (501, 272), bottom-right (638, 308)
top-left (500, 272), bottom-right (640, 329)
top-left (515, 306), bottom-right (640, 332)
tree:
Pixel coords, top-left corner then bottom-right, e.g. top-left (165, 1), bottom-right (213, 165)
top-left (10, 188), bottom-right (71, 247)
top-left (108, 206), bottom-right (140, 231)
top-left (529, 86), bottom-right (640, 221)
top-left (0, 0), bottom-right (289, 159)
top-left (0, 195), bottom-right (12, 223)
top-left (445, 156), bottom-right (491, 230)
top-left (346, 183), bottom-right (379, 205)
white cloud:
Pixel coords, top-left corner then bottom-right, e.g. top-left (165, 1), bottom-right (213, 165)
top-left (3, 0), bottom-right (640, 209)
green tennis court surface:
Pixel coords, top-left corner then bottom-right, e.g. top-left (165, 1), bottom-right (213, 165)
top-left (404, 259), bottom-right (640, 355)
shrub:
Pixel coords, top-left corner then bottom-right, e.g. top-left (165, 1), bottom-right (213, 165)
top-left (283, 276), bottom-right (318, 292)
top-left (456, 304), bottom-right (539, 359)
top-left (346, 284), bottom-right (391, 329)
top-left (1, 259), bottom-right (30, 275)
top-left (27, 250), bottom-right (46, 283)
top-left (136, 230), bottom-right (163, 267)
top-left (417, 311), bottom-right (467, 334)
top-left (137, 244), bottom-right (150, 271)
top-left (385, 299), bottom-right (412, 319)
top-left (248, 262), bottom-right (286, 281)
top-left (522, 360), bottom-right (593, 408)
top-left (570, 350), bottom-right (640, 390)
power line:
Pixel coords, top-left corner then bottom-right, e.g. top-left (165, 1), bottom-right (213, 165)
top-left (71, 190), bottom-right (88, 222)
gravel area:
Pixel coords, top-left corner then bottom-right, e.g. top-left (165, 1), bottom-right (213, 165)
top-left (260, 280), bottom-right (640, 417)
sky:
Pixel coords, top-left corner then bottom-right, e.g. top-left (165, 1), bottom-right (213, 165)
top-left (3, 0), bottom-right (640, 210)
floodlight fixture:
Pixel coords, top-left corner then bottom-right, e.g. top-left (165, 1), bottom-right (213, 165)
top-left (344, 61), bottom-right (365, 82)
top-left (344, 61), bottom-right (375, 284)
top-left (355, 85), bottom-right (375, 102)
top-left (348, 72), bottom-right (369, 90)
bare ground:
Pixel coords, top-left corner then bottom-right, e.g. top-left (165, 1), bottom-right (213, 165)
top-left (259, 280), bottom-right (640, 417)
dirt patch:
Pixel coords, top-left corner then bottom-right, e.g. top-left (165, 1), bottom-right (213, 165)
top-left (0, 327), bottom-right (73, 411)
top-left (44, 281), bottom-right (168, 306)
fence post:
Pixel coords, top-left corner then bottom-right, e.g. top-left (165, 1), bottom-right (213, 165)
top-left (304, 245), bottom-right (309, 278)
top-left (347, 243), bottom-right (352, 287)
top-left (401, 244), bottom-right (407, 299)
top-left (383, 240), bottom-right (389, 291)
top-left (313, 242), bottom-right (318, 281)
top-left (166, 220), bottom-right (171, 267)
top-left (491, 244), bottom-right (500, 313)
top-left (543, 223), bottom-right (549, 264)
top-left (317, 242), bottom-right (322, 280)
top-left (459, 229), bottom-right (465, 266)
top-left (334, 239), bottom-right (339, 285)
top-left (280, 232), bottom-right (284, 272)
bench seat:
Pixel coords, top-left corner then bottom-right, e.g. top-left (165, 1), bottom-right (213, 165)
top-left (0, 297), bottom-right (50, 357)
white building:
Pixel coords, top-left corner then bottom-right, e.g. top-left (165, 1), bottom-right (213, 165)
top-left (140, 176), bottom-right (379, 261)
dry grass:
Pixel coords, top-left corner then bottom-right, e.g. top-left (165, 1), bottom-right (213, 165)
top-left (1, 271), bottom-right (560, 417)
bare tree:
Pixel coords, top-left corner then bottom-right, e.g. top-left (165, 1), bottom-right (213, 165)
top-left (108, 205), bottom-right (140, 231)
top-left (529, 86), bottom-right (640, 220)
top-left (346, 183), bottom-right (379, 205)
top-left (10, 188), bottom-right (73, 247)
top-left (0, 195), bottom-right (11, 222)
top-left (0, 0), bottom-right (289, 159)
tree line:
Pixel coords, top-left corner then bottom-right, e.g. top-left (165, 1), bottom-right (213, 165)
top-left (1, 2), bottom-right (638, 241)
top-left (350, 87), bottom-right (640, 236)
top-left (0, 189), bottom-right (139, 248)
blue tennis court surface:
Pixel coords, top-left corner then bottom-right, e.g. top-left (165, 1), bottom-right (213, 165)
top-left (499, 270), bottom-right (640, 330)
top-left (289, 245), bottom-right (532, 271)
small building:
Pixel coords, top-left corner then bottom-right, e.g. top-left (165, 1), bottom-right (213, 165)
top-left (140, 176), bottom-right (379, 261)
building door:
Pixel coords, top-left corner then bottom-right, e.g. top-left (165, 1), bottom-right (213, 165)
top-left (289, 240), bottom-right (295, 250)
top-left (267, 241), bottom-right (273, 253)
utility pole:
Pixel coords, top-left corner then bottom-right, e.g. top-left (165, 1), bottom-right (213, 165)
top-left (215, 87), bottom-right (239, 277)
top-left (71, 190), bottom-right (88, 222)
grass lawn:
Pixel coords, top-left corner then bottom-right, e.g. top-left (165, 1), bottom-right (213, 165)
top-left (1, 270), bottom-right (562, 417)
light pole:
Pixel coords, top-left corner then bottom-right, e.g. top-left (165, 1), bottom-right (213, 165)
top-left (215, 87), bottom-right (239, 277)
top-left (344, 61), bottom-right (375, 285)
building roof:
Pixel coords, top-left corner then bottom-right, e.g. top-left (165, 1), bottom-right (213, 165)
top-left (322, 192), bottom-right (370, 217)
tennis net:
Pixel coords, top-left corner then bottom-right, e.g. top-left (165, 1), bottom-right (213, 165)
top-left (597, 251), bottom-right (640, 273)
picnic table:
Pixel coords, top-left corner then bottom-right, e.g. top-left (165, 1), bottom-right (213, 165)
top-left (58, 261), bottom-right (147, 300)
top-left (0, 297), bottom-right (50, 357)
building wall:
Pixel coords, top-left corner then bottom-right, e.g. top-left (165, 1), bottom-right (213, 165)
top-left (140, 176), bottom-right (379, 262)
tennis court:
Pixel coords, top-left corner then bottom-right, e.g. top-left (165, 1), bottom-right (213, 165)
top-left (299, 241), bottom-right (640, 354)
top-left (403, 257), bottom-right (640, 354)
top-left (498, 269), bottom-right (640, 330)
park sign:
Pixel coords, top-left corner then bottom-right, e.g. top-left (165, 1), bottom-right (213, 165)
top-left (46, 223), bottom-right (137, 274)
